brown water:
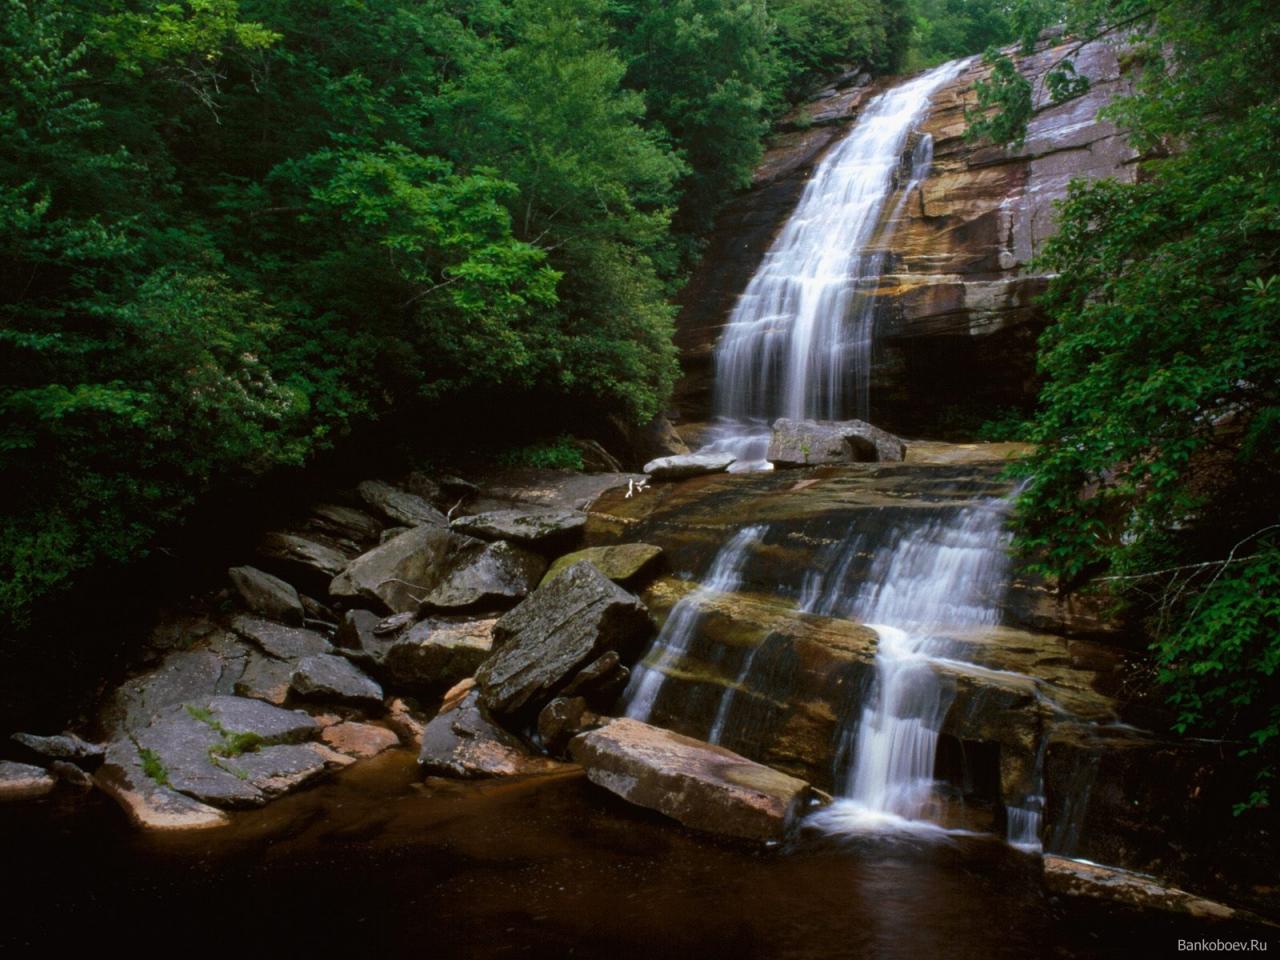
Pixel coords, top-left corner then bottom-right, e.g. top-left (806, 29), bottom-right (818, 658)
top-left (1, 751), bottom-right (1270, 957)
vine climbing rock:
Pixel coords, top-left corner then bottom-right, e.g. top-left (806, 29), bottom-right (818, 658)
top-left (767, 418), bottom-right (906, 466)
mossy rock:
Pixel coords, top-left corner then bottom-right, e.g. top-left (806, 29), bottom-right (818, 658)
top-left (539, 543), bottom-right (663, 588)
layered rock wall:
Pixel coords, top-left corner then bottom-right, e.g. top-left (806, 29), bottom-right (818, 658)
top-left (674, 35), bottom-right (1139, 435)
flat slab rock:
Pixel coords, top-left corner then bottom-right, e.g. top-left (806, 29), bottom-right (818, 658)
top-left (539, 543), bottom-right (663, 588)
top-left (1043, 855), bottom-right (1240, 920)
top-left (451, 507), bottom-right (587, 547)
top-left (569, 718), bottom-right (814, 842)
top-left (643, 452), bottom-right (736, 479)
top-left (417, 684), bottom-right (567, 779)
top-left (0, 761), bottom-right (56, 801)
top-left (291, 654), bottom-right (384, 706)
top-left (476, 561), bottom-right (653, 720)
top-left (228, 565), bottom-right (304, 625)
top-left (231, 615), bottom-right (333, 661)
top-left (11, 731), bottom-right (105, 766)
top-left (767, 418), bottom-right (906, 466)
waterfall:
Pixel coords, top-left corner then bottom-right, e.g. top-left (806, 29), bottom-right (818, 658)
top-left (700, 59), bottom-right (969, 471)
top-left (621, 526), bottom-right (765, 723)
top-left (812, 500), bottom-right (1015, 830)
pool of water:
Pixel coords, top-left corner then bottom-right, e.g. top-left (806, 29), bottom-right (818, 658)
top-left (2, 751), bottom-right (1270, 957)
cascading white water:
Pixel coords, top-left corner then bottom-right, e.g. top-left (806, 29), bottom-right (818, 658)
top-left (622, 526), bottom-right (765, 723)
top-left (701, 60), bottom-right (968, 471)
top-left (811, 499), bottom-right (1015, 832)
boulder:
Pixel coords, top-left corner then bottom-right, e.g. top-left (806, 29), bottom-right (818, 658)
top-left (230, 615), bottom-right (333, 661)
top-left (308, 503), bottom-right (383, 544)
top-left (330, 526), bottom-right (541, 615)
top-left (766, 418), bottom-right (906, 467)
top-left (476, 562), bottom-right (654, 720)
top-left (569, 718), bottom-right (814, 842)
top-left (380, 619), bottom-right (496, 691)
top-left (290, 654), bottom-right (384, 707)
top-left (0, 761), bottom-right (56, 802)
top-left (417, 687), bottom-right (567, 780)
top-left (536, 697), bottom-right (596, 757)
top-left (10, 731), bottom-right (105, 768)
top-left (321, 721), bottom-right (400, 759)
top-left (336, 611), bottom-right (495, 692)
top-left (417, 540), bottom-right (546, 612)
top-left (357, 480), bottom-right (448, 528)
top-left (559, 651), bottom-right (631, 710)
top-left (643, 452), bottom-right (736, 479)
top-left (539, 543), bottom-right (663, 589)
top-left (329, 525), bottom-right (454, 614)
top-left (228, 565), bottom-right (305, 625)
top-left (257, 531), bottom-right (353, 593)
top-left (451, 507), bottom-right (587, 548)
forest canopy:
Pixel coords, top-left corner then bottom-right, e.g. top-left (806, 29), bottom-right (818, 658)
top-left (0, 0), bottom-right (912, 628)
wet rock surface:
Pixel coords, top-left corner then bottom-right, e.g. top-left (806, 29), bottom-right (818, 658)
top-left (417, 685), bottom-right (568, 779)
top-left (477, 562), bottom-right (653, 721)
top-left (672, 35), bottom-right (1139, 434)
top-left (569, 718), bottom-right (815, 842)
top-left (539, 543), bottom-right (663, 588)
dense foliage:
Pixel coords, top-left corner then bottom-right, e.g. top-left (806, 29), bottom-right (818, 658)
top-left (970, 0), bottom-right (1280, 808)
top-left (0, 0), bottom-right (913, 629)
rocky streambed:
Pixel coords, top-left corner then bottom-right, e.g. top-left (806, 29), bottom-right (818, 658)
top-left (1, 434), bottom-right (1276, 941)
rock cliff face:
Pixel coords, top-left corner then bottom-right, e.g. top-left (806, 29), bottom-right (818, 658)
top-left (674, 35), bottom-right (1139, 435)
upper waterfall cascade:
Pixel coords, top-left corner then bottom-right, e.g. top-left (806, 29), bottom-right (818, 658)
top-left (701, 59), bottom-right (969, 472)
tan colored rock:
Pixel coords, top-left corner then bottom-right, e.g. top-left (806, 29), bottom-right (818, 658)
top-left (0, 761), bottom-right (56, 801)
top-left (1043, 856), bottom-right (1238, 920)
top-left (322, 721), bottom-right (400, 759)
top-left (569, 718), bottom-right (815, 842)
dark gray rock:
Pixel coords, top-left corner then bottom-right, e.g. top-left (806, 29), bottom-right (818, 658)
top-left (375, 612), bottom-right (415, 635)
top-left (642, 452), bottom-right (736, 479)
top-left (49, 760), bottom-right (94, 790)
top-left (379, 619), bottom-right (496, 691)
top-left (476, 562), bottom-right (653, 720)
top-left (335, 610), bottom-right (495, 692)
top-left (230, 615), bottom-right (333, 661)
top-left (451, 507), bottom-right (587, 548)
top-left (308, 503), bottom-right (383, 544)
top-left (291, 654), bottom-right (384, 706)
top-left (536, 697), bottom-right (596, 757)
top-left (232, 653), bottom-right (294, 705)
top-left (257, 531), bottom-right (353, 593)
top-left (228, 565), bottom-right (304, 625)
top-left (418, 539), bottom-right (546, 611)
top-left (126, 697), bottom-right (323, 809)
top-left (569, 718), bottom-right (814, 842)
top-left (767, 418), bottom-right (906, 466)
top-left (103, 643), bottom-right (251, 734)
top-left (10, 731), bottom-right (105, 767)
top-left (329, 525), bottom-right (454, 614)
top-left (417, 685), bottom-right (567, 779)
top-left (560, 651), bottom-right (631, 709)
top-left (0, 761), bottom-right (56, 801)
top-left (358, 480), bottom-right (448, 528)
